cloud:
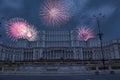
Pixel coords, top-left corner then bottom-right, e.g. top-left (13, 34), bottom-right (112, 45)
top-left (61, 0), bottom-right (89, 16)
top-left (0, 0), bottom-right (24, 10)
top-left (0, 0), bottom-right (119, 42)
top-left (87, 5), bottom-right (116, 18)
top-left (76, 5), bottom-right (116, 27)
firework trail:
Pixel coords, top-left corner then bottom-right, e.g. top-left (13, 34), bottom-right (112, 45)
top-left (78, 26), bottom-right (94, 41)
top-left (40, 0), bottom-right (69, 26)
top-left (6, 18), bottom-right (28, 41)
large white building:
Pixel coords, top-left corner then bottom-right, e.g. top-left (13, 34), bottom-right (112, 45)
top-left (0, 30), bottom-right (120, 62)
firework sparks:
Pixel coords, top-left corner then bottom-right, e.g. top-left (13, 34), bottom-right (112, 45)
top-left (6, 18), bottom-right (28, 40)
top-left (6, 18), bottom-right (38, 41)
top-left (78, 27), bottom-right (94, 41)
top-left (25, 25), bottom-right (37, 41)
top-left (40, 0), bottom-right (69, 26)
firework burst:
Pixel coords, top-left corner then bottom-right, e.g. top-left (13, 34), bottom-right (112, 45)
top-left (40, 0), bottom-right (69, 26)
top-left (6, 18), bottom-right (28, 41)
top-left (25, 25), bottom-right (37, 41)
top-left (6, 18), bottom-right (38, 41)
top-left (78, 26), bottom-right (94, 41)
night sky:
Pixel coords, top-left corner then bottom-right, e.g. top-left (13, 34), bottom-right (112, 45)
top-left (0, 0), bottom-right (120, 43)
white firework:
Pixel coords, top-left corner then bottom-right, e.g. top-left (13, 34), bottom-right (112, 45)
top-left (25, 25), bottom-right (37, 41)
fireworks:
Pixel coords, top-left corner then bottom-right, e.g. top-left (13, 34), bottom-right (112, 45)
top-left (25, 25), bottom-right (37, 41)
top-left (78, 26), bottom-right (94, 41)
top-left (6, 18), bottom-right (29, 40)
top-left (40, 0), bottom-right (69, 26)
top-left (6, 18), bottom-right (37, 41)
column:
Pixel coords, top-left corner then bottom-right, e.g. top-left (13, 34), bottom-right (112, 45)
top-left (50, 50), bottom-right (51, 60)
top-left (2, 52), bottom-right (5, 61)
top-left (96, 66), bottom-right (99, 72)
top-left (108, 66), bottom-right (112, 71)
top-left (21, 49), bottom-right (24, 61)
top-left (33, 49), bottom-right (35, 60)
top-left (46, 52), bottom-right (47, 60)
top-left (2, 67), bottom-right (4, 72)
top-left (73, 48), bottom-right (76, 59)
top-left (12, 54), bottom-right (15, 62)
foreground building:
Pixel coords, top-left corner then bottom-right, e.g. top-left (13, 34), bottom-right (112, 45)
top-left (0, 30), bottom-right (120, 73)
top-left (0, 30), bottom-right (120, 61)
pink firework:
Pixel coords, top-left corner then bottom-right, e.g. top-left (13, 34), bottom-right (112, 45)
top-left (6, 18), bottom-right (28, 40)
top-left (40, 0), bottom-right (69, 26)
top-left (78, 27), bottom-right (94, 41)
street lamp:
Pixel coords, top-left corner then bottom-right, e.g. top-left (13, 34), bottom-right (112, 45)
top-left (0, 16), bottom-right (4, 71)
top-left (93, 13), bottom-right (105, 68)
top-left (0, 22), bottom-right (1, 37)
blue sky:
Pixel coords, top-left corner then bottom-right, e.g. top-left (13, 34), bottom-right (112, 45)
top-left (0, 0), bottom-right (120, 42)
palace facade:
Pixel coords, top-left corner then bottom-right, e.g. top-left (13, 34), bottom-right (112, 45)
top-left (0, 30), bottom-right (120, 62)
